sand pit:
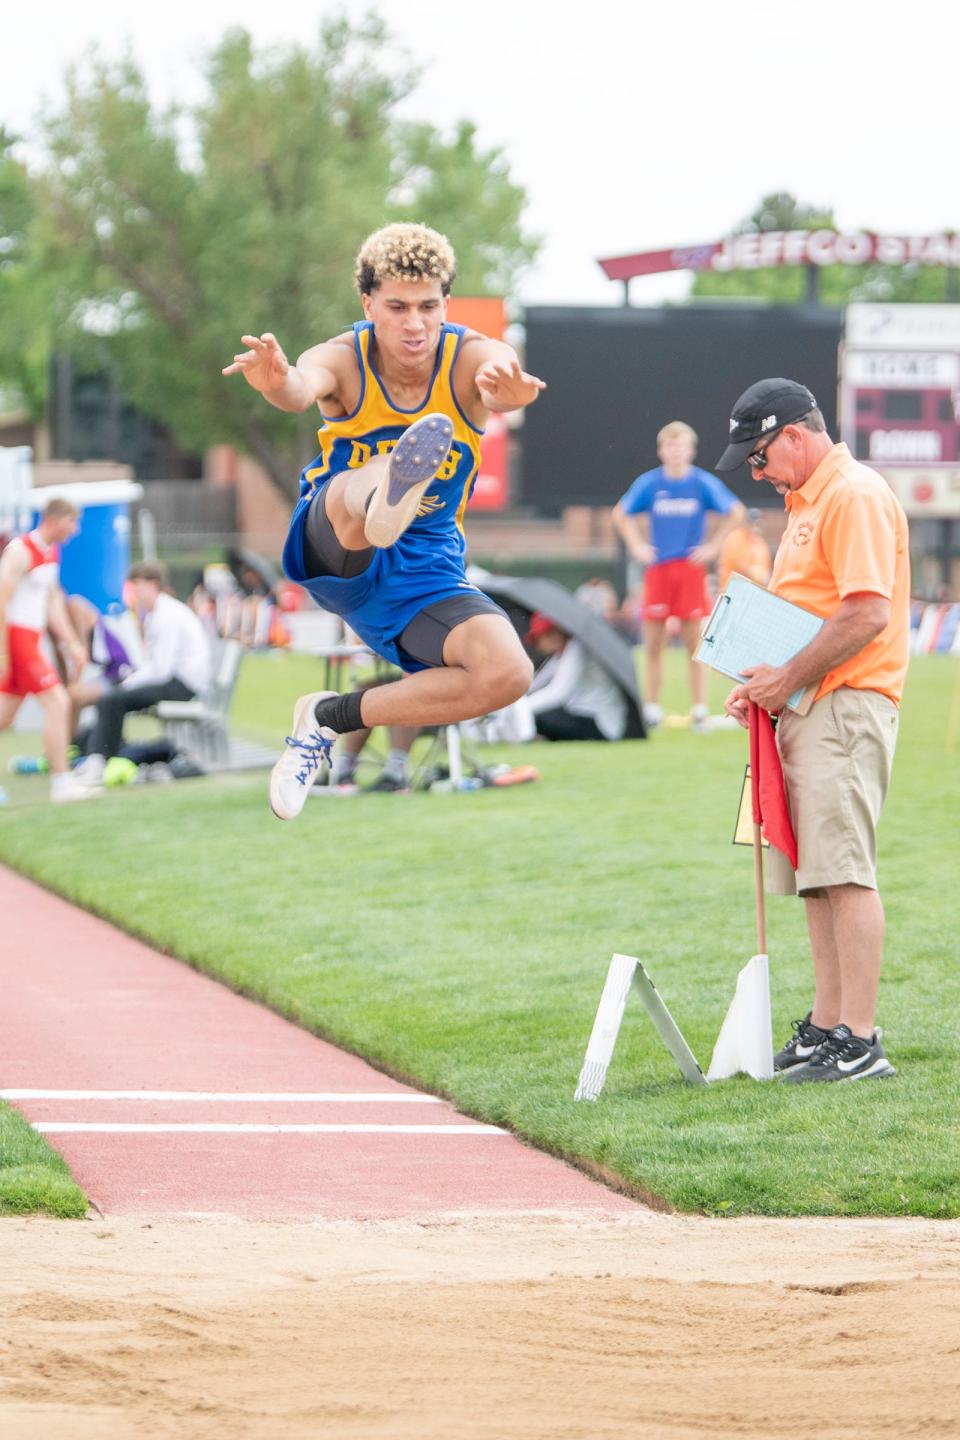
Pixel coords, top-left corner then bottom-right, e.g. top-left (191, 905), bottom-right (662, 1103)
top-left (2, 1209), bottom-right (959, 1439)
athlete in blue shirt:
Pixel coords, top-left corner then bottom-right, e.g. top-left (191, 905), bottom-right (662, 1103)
top-left (613, 421), bottom-right (744, 730)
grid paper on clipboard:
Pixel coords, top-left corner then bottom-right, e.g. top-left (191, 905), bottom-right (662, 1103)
top-left (695, 573), bottom-right (824, 712)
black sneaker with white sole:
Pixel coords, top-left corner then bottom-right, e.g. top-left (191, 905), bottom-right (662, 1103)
top-left (778, 1024), bottom-right (896, 1084)
top-left (774, 1011), bottom-right (830, 1072)
top-left (365, 771), bottom-right (410, 794)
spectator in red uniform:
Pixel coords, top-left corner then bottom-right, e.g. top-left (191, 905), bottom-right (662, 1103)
top-left (0, 497), bottom-right (94, 802)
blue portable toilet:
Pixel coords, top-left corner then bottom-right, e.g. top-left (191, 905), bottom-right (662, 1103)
top-left (21, 480), bottom-right (144, 612)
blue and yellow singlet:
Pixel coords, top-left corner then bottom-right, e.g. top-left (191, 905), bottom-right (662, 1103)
top-left (282, 320), bottom-right (487, 671)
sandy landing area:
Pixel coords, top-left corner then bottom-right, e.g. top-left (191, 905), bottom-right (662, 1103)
top-left (2, 1209), bottom-right (959, 1440)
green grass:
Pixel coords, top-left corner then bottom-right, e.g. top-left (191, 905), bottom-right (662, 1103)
top-left (0, 1103), bottom-right (87, 1217)
top-left (1, 649), bottom-right (958, 1217)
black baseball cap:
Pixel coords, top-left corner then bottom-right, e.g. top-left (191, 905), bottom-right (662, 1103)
top-left (715, 378), bottom-right (818, 471)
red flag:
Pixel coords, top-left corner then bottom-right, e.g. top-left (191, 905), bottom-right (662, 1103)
top-left (748, 701), bottom-right (798, 868)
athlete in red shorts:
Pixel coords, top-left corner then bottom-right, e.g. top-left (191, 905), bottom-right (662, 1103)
top-left (641, 557), bottom-right (711, 624)
top-left (613, 421), bottom-right (744, 731)
top-left (0, 498), bottom-right (95, 802)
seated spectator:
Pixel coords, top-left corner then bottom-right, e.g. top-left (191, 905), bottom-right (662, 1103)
top-left (525, 612), bottom-right (627, 741)
top-left (64, 594), bottom-right (137, 738)
top-left (187, 577), bottom-right (220, 639)
top-left (574, 574), bottom-right (642, 645)
top-left (73, 561), bottom-right (210, 788)
top-left (574, 576), bottom-right (619, 620)
top-left (228, 551), bottom-right (284, 649)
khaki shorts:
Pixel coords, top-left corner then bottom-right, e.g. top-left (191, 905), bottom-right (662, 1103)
top-left (766, 687), bottom-right (899, 898)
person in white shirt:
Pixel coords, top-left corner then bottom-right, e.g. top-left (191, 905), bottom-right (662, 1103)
top-left (525, 612), bottom-right (627, 742)
top-left (75, 562), bottom-right (210, 784)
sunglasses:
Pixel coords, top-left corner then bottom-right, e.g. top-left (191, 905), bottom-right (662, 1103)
top-left (745, 429), bottom-right (784, 471)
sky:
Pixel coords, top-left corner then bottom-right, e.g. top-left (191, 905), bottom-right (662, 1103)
top-left (2, 0), bottom-right (957, 308)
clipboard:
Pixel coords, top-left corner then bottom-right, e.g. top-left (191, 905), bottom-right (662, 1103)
top-left (696, 573), bottom-right (823, 715)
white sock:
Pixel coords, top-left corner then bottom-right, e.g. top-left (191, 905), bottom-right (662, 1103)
top-left (331, 754), bottom-right (358, 785)
top-left (77, 753), bottom-right (106, 781)
top-left (50, 772), bottom-right (74, 796)
top-left (383, 749), bottom-right (409, 784)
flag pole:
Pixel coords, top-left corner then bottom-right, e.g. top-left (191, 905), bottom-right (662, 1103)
top-left (747, 700), bottom-right (767, 956)
top-left (752, 821), bottom-right (767, 955)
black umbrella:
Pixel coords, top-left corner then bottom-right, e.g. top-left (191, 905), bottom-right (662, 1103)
top-left (227, 547), bottom-right (281, 596)
top-left (477, 573), bottom-right (646, 739)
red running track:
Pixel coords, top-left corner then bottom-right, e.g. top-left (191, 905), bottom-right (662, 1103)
top-left (0, 866), bottom-right (635, 1220)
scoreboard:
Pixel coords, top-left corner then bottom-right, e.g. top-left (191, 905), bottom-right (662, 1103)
top-left (841, 305), bottom-right (960, 515)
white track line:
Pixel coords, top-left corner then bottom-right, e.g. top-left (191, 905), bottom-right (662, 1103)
top-left (32, 1122), bottom-right (507, 1135)
top-left (2, 1090), bottom-right (444, 1103)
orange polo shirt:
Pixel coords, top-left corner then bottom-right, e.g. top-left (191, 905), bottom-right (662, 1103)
top-left (769, 443), bottom-right (910, 704)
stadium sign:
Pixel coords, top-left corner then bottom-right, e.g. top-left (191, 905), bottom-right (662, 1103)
top-left (598, 232), bottom-right (960, 282)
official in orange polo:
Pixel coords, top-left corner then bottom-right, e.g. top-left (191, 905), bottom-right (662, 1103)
top-left (717, 378), bottom-right (910, 1085)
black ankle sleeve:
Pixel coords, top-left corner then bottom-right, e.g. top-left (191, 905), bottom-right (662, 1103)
top-left (314, 690), bottom-right (366, 735)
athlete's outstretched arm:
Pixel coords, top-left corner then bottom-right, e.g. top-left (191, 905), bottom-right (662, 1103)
top-left (462, 335), bottom-right (546, 414)
top-left (222, 333), bottom-right (343, 413)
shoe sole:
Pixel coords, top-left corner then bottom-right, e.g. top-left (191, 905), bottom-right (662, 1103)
top-left (364, 415), bottom-right (454, 548)
top-left (779, 1059), bottom-right (897, 1083)
top-left (269, 691), bottom-right (335, 821)
top-left (839, 1059), bottom-right (897, 1081)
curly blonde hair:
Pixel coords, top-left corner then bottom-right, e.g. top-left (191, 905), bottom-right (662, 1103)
top-left (355, 223), bottom-right (457, 297)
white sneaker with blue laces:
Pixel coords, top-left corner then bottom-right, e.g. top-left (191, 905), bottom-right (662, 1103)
top-left (269, 691), bottom-right (338, 821)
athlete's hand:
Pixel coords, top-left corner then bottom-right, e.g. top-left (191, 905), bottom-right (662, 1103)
top-left (689, 542), bottom-right (717, 566)
top-left (64, 639), bottom-right (87, 681)
top-left (631, 540), bottom-right (657, 565)
top-left (475, 357), bottom-right (546, 412)
top-left (222, 333), bottom-right (290, 393)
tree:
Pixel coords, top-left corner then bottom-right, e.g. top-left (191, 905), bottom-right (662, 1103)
top-left (24, 18), bottom-right (539, 498)
top-left (691, 192), bottom-right (957, 306)
top-left (394, 120), bottom-right (537, 297)
top-left (0, 128), bottom-right (59, 419)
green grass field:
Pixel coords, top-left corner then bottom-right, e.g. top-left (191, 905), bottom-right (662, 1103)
top-left (0, 1105), bottom-right (87, 1217)
top-left (1, 649), bottom-right (958, 1218)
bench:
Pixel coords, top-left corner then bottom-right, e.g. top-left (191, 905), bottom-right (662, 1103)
top-left (155, 637), bottom-right (244, 766)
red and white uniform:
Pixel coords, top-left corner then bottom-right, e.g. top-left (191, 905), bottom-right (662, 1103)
top-left (1, 532), bottom-right (63, 696)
